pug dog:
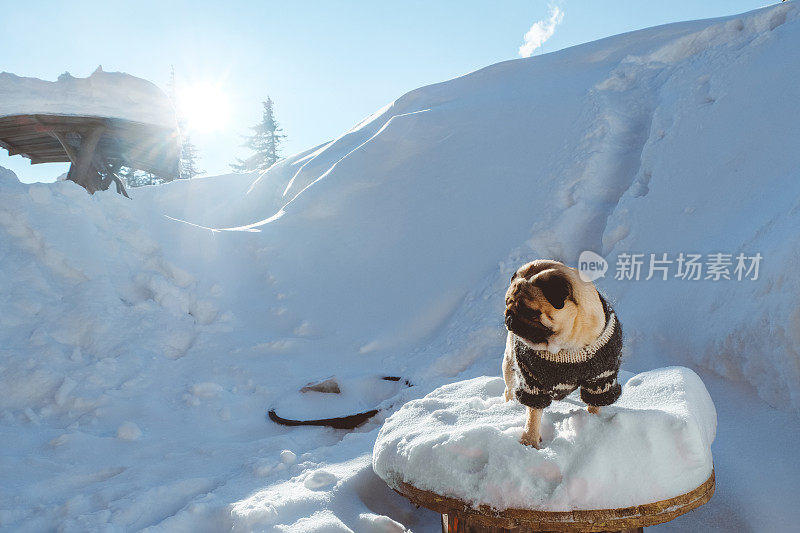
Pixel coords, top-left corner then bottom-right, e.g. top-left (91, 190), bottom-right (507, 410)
top-left (502, 260), bottom-right (623, 448)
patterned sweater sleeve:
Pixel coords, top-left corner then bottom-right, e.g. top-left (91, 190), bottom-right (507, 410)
top-left (515, 368), bottom-right (555, 409)
top-left (580, 368), bottom-right (622, 407)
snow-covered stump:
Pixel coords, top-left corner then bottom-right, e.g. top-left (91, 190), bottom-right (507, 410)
top-left (395, 472), bottom-right (714, 532)
top-left (373, 368), bottom-right (716, 532)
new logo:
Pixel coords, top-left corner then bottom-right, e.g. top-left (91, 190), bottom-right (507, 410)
top-left (578, 251), bottom-right (608, 282)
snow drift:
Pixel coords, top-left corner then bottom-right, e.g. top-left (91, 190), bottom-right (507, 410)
top-left (1, 2), bottom-right (800, 532)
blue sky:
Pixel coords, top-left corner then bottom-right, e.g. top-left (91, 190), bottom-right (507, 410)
top-left (1, 0), bottom-right (773, 182)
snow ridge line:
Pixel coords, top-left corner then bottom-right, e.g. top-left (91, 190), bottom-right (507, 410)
top-left (273, 103), bottom-right (406, 205)
top-left (213, 109), bottom-right (432, 232)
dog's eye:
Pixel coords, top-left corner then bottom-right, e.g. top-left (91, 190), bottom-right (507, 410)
top-left (519, 303), bottom-right (541, 318)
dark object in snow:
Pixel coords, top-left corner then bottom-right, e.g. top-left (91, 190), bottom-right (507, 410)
top-left (268, 376), bottom-right (412, 430)
top-left (395, 470), bottom-right (715, 533)
top-left (382, 376), bottom-right (413, 387)
top-left (268, 407), bottom-right (379, 430)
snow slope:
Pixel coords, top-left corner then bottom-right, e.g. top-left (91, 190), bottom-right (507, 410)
top-left (2, 2), bottom-right (800, 531)
top-left (0, 165), bottom-right (17, 182)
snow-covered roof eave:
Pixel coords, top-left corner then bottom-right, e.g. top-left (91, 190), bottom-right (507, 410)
top-left (0, 66), bottom-right (179, 132)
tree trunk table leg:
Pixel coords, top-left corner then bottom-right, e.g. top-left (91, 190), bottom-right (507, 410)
top-left (441, 511), bottom-right (645, 533)
top-left (51, 127), bottom-right (105, 194)
top-left (443, 512), bottom-right (517, 532)
top-left (74, 127), bottom-right (105, 193)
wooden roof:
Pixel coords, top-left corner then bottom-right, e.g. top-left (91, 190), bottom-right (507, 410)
top-left (0, 113), bottom-right (179, 180)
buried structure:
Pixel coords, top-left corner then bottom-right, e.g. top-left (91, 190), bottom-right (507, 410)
top-left (0, 68), bottom-right (180, 196)
top-left (373, 367), bottom-right (717, 532)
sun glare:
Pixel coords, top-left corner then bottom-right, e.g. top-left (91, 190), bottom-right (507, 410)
top-left (177, 82), bottom-right (231, 133)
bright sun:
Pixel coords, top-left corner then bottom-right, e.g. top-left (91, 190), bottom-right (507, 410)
top-left (177, 82), bottom-right (231, 134)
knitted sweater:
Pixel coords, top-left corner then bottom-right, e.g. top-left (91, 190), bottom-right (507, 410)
top-left (512, 294), bottom-right (623, 409)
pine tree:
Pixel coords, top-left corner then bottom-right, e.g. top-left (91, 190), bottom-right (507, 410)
top-left (119, 167), bottom-right (140, 188)
top-left (115, 67), bottom-right (189, 188)
top-left (119, 166), bottom-right (166, 188)
top-left (168, 65), bottom-right (202, 180)
top-left (231, 97), bottom-right (286, 172)
top-left (180, 136), bottom-right (203, 179)
top-left (168, 65), bottom-right (177, 103)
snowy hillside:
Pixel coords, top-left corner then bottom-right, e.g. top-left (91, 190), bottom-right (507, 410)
top-left (0, 165), bottom-right (16, 182)
top-left (2, 2), bottom-right (800, 531)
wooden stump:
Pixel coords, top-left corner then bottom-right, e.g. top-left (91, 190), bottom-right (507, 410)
top-left (395, 470), bottom-right (714, 533)
top-left (441, 512), bottom-right (642, 533)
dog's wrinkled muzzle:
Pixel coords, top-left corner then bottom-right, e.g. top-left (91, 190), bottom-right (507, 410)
top-left (505, 308), bottom-right (551, 343)
top-left (505, 311), bottom-right (514, 330)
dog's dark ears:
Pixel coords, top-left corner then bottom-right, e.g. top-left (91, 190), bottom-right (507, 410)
top-left (532, 270), bottom-right (572, 310)
top-left (510, 264), bottom-right (533, 282)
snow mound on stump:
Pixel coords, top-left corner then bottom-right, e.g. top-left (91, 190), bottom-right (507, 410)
top-left (373, 367), bottom-right (716, 511)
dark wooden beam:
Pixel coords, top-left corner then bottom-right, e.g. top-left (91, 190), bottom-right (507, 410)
top-left (49, 131), bottom-right (81, 165)
top-left (0, 132), bottom-right (55, 143)
top-left (29, 155), bottom-right (71, 164)
top-left (6, 142), bottom-right (63, 156)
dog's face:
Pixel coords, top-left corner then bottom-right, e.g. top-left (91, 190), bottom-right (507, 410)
top-left (504, 260), bottom-right (605, 352)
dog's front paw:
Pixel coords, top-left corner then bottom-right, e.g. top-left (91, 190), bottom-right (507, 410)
top-left (520, 432), bottom-right (542, 449)
top-left (503, 387), bottom-right (513, 402)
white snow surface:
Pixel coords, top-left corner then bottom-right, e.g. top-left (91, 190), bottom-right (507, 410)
top-left (373, 368), bottom-right (716, 511)
top-left (0, 165), bottom-right (17, 182)
top-left (2, 3), bottom-right (800, 532)
top-left (0, 67), bottom-right (177, 129)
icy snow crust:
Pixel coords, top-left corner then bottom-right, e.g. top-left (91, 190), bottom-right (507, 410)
top-left (374, 367), bottom-right (716, 511)
top-left (0, 68), bottom-right (176, 129)
top-left (2, 2), bottom-right (800, 531)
